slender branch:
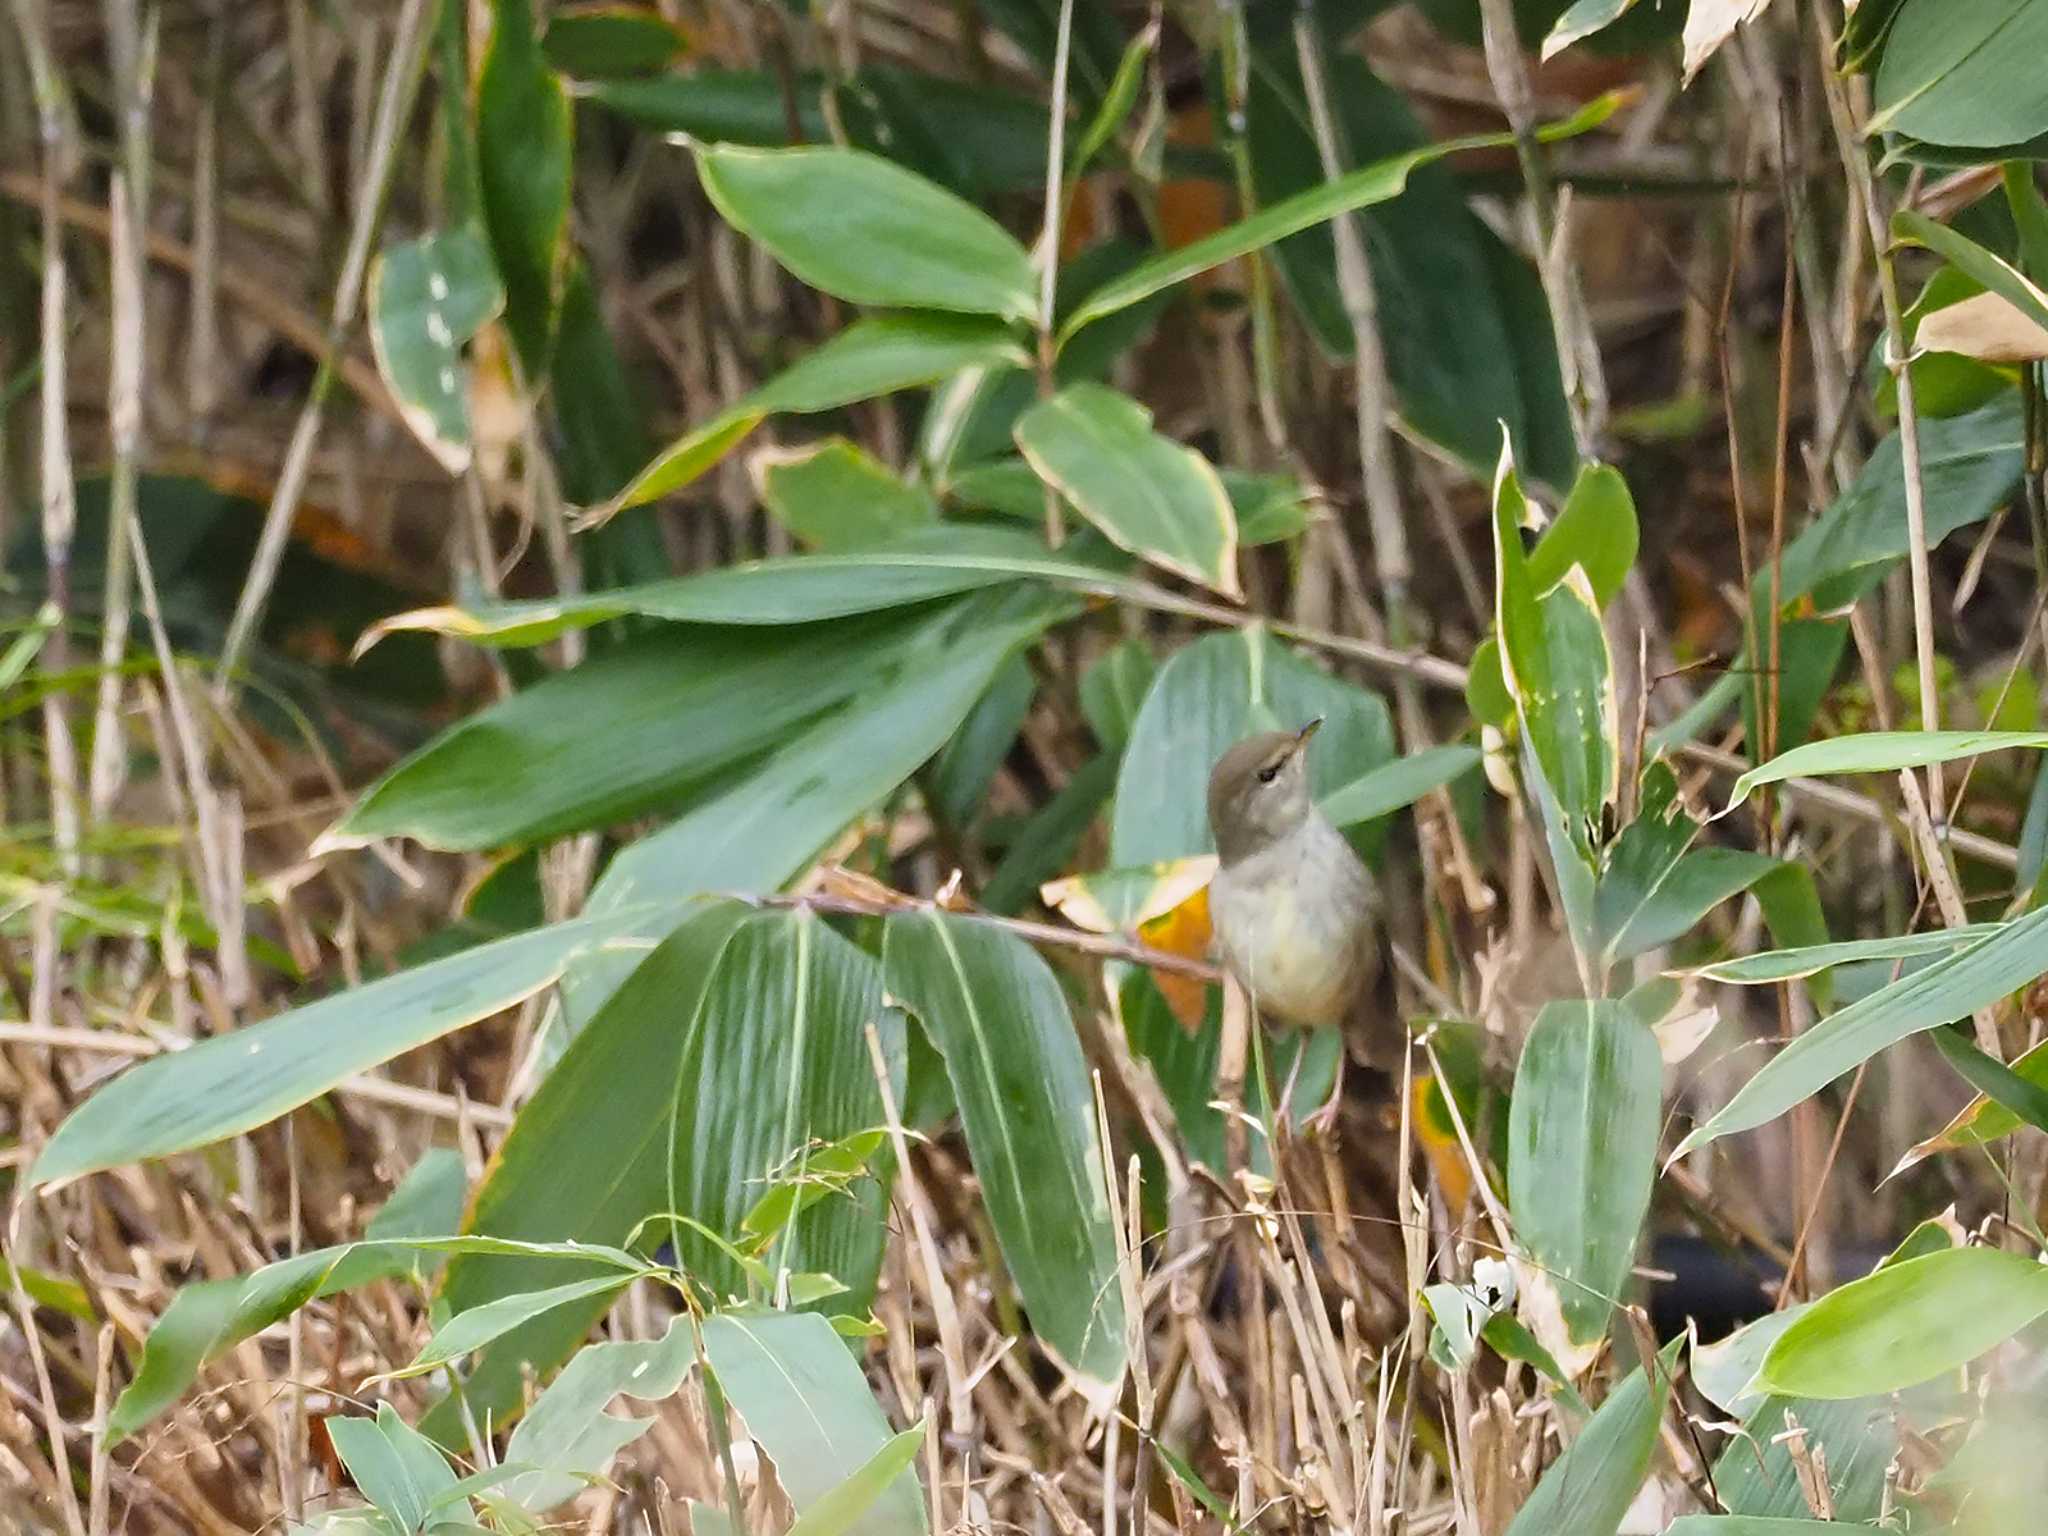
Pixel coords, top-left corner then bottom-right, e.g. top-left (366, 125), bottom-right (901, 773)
top-left (1034, 0), bottom-right (1077, 546)
top-left (16, 0), bottom-right (82, 879)
top-left (750, 887), bottom-right (1222, 978)
top-left (216, 0), bottom-right (434, 695)
top-left (1476, 0), bottom-right (1608, 450)
top-left (1820, 48), bottom-right (1945, 808)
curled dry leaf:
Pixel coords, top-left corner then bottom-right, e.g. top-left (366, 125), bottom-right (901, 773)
top-left (1916, 290), bottom-right (2048, 364)
top-left (1682, 0), bottom-right (1778, 84)
top-left (1652, 992), bottom-right (1718, 1066)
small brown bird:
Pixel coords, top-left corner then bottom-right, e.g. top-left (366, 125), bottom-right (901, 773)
top-left (1206, 720), bottom-right (1394, 1119)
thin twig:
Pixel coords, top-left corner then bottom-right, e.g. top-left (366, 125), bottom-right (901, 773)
top-left (216, 0), bottom-right (434, 694)
top-left (1820, 37), bottom-right (1945, 809)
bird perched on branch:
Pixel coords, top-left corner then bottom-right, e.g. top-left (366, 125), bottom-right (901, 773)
top-left (1206, 719), bottom-right (1396, 1123)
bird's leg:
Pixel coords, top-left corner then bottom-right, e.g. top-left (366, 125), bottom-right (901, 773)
top-left (1302, 1043), bottom-right (1347, 1143)
top-left (1273, 1033), bottom-right (1308, 1132)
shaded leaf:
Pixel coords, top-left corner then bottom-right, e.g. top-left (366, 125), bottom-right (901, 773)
top-left (368, 229), bottom-right (504, 474)
top-left (1242, 51), bottom-right (1573, 485)
top-left (611, 315), bottom-right (1031, 510)
top-left (1928, 1025), bottom-right (2048, 1136)
top-left (1870, 0), bottom-right (2048, 150)
top-left (756, 439), bottom-right (938, 550)
top-left (541, 3), bottom-right (688, 77)
top-left (1058, 93), bottom-right (1624, 342)
top-left (477, 0), bottom-right (572, 375)
top-left (1895, 1035), bottom-right (2048, 1176)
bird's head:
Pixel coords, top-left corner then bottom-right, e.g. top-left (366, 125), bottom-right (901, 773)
top-left (1206, 719), bottom-right (1322, 865)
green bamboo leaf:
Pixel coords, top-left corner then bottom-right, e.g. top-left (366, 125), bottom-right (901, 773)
top-left (1318, 744), bottom-right (1481, 829)
top-left (1507, 1000), bottom-right (1661, 1345)
top-left (386, 1275), bottom-right (635, 1382)
top-left (1502, 1340), bottom-right (1679, 1536)
top-left (557, 589), bottom-right (1072, 1031)
top-left (1758, 1247), bottom-right (2048, 1398)
top-left (1241, 50), bottom-right (1574, 486)
top-left (327, 1404), bottom-right (458, 1535)
top-left (1491, 436), bottom-right (1616, 885)
top-left (610, 315), bottom-right (1030, 510)
top-left (757, 438), bottom-right (939, 550)
top-left (1928, 1026), bottom-right (2048, 1135)
top-left (785, 1426), bottom-right (927, 1536)
top-left (541, 3), bottom-right (689, 77)
top-left (1603, 847), bottom-right (1781, 964)
top-left (30, 910), bottom-right (656, 1187)
top-left (1688, 925), bottom-right (2000, 984)
top-left (1015, 383), bottom-right (1240, 597)
top-left (1524, 463), bottom-right (1637, 608)
top-left (1672, 905), bottom-right (2048, 1159)
top-left (1894, 208), bottom-right (2048, 335)
top-left (357, 526), bottom-right (1090, 652)
top-left (1869, 0), bottom-right (2048, 150)
top-left (883, 910), bottom-right (1127, 1386)
top-left (1896, 1035), bottom-right (2048, 1175)
top-left (703, 1311), bottom-right (927, 1536)
top-left (1662, 1520), bottom-right (1859, 1535)
top-left (1725, 729), bottom-right (2048, 812)
top-left (434, 905), bottom-right (901, 1430)
top-left (330, 611), bottom-right (940, 851)
top-left (495, 1315), bottom-right (697, 1514)
top-left (477, 0), bottom-right (572, 375)
top-left (367, 229), bottom-right (504, 474)
top-left (104, 1234), bottom-right (643, 1441)
top-left (696, 143), bottom-right (1036, 320)
top-left (1770, 394), bottom-right (2022, 615)
top-left (1067, 22), bottom-right (1155, 180)
top-left (1057, 92), bottom-right (1624, 342)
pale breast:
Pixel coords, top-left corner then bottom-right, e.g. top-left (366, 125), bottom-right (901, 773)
top-left (1209, 821), bottom-right (1375, 1028)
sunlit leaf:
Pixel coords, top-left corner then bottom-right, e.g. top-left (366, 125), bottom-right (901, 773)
top-left (703, 1311), bottom-right (927, 1536)
top-left (1758, 1247), bottom-right (2048, 1398)
top-left (1507, 1000), bottom-right (1660, 1345)
top-left (1015, 383), bottom-right (1239, 598)
top-left (883, 910), bottom-right (1127, 1387)
top-left (696, 143), bottom-right (1036, 320)
top-left (1672, 906), bottom-right (2048, 1159)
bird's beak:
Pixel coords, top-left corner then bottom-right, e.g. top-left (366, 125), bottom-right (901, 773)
top-left (1293, 717), bottom-right (1324, 750)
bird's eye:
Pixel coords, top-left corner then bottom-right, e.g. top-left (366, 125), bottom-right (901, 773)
top-left (1256, 763), bottom-right (1281, 784)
